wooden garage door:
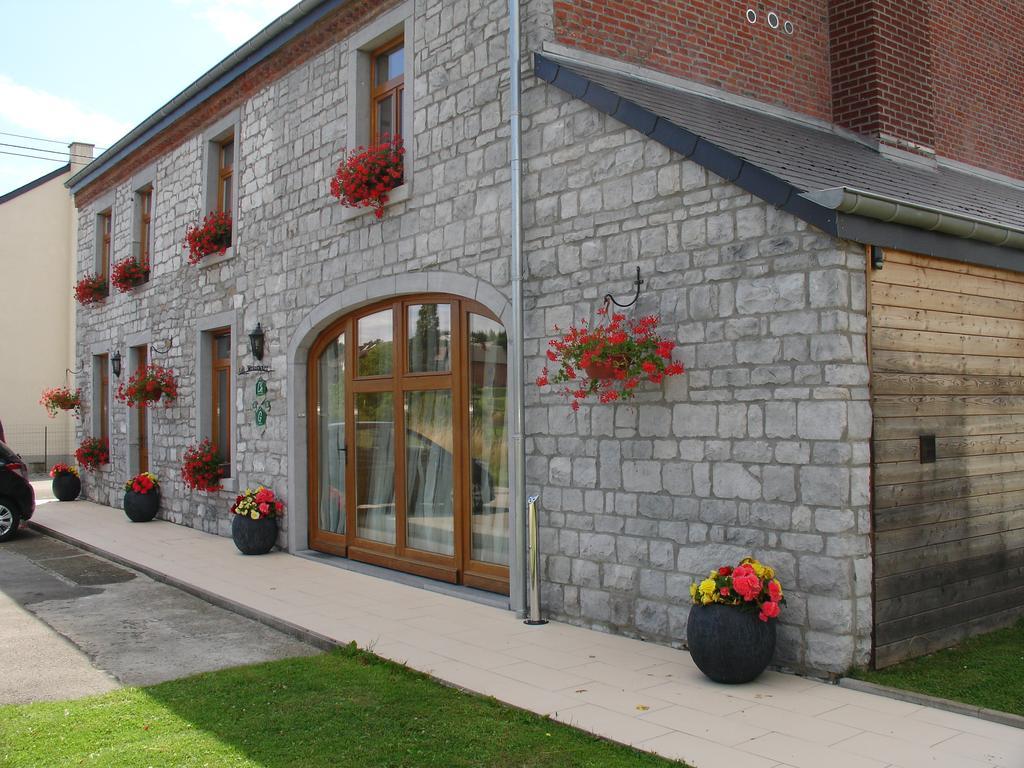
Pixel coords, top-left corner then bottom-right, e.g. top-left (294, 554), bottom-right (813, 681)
top-left (870, 249), bottom-right (1024, 667)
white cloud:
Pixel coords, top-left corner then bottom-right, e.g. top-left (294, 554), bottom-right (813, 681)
top-left (175, 0), bottom-right (298, 47)
top-left (0, 75), bottom-right (132, 148)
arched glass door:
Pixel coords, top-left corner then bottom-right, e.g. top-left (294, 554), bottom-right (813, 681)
top-left (308, 296), bottom-right (509, 593)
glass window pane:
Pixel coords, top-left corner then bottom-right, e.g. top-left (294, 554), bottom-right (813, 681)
top-left (405, 390), bottom-right (454, 556)
top-left (215, 333), bottom-right (231, 360)
top-left (357, 310), bottom-right (393, 376)
top-left (407, 303), bottom-right (451, 373)
top-left (388, 47), bottom-right (404, 80)
top-left (222, 178), bottom-right (233, 213)
top-left (318, 334), bottom-right (346, 535)
top-left (215, 369), bottom-right (230, 460)
top-left (376, 95), bottom-right (393, 139)
top-left (355, 392), bottom-right (395, 543)
top-left (221, 140), bottom-right (234, 169)
top-left (468, 315), bottom-right (509, 565)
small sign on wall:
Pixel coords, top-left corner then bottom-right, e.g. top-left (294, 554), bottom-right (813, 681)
top-left (252, 377), bottom-right (271, 426)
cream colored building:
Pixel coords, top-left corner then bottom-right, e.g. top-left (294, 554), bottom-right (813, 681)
top-left (0, 143), bottom-right (93, 467)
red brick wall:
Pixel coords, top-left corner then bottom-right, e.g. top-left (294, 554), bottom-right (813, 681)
top-left (932, 0), bottom-right (1024, 179)
top-left (830, 0), bottom-right (934, 151)
top-left (553, 1), bottom-right (833, 120)
top-left (76, 0), bottom-right (399, 208)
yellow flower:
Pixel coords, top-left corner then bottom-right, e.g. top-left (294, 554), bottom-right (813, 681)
top-left (750, 561), bottom-right (766, 579)
top-left (250, 511), bottom-right (259, 520)
top-left (699, 578), bottom-right (717, 598)
top-left (689, 583), bottom-right (698, 601)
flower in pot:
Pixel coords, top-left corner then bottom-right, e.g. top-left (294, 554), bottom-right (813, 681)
top-left (40, 385), bottom-right (82, 418)
top-left (183, 210), bottom-right (232, 264)
top-left (123, 471), bottom-right (160, 522)
top-left (111, 256), bottom-right (150, 292)
top-left (74, 273), bottom-right (109, 305)
top-left (49, 463), bottom-right (81, 502)
top-left (116, 363), bottom-right (178, 408)
top-left (536, 308), bottom-right (685, 411)
top-left (75, 437), bottom-right (109, 472)
top-left (329, 134), bottom-right (404, 219)
top-left (686, 557), bottom-right (785, 684)
top-left (229, 486), bottom-right (284, 555)
top-left (181, 439), bottom-right (223, 492)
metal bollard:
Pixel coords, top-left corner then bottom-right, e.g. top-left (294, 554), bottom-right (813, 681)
top-left (524, 494), bottom-right (548, 626)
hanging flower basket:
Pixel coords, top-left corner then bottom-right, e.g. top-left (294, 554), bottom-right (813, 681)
top-left (330, 135), bottom-right (404, 219)
top-left (181, 438), bottom-right (223, 492)
top-left (39, 385), bottom-right (82, 418)
top-left (183, 211), bottom-right (232, 264)
top-left (536, 308), bottom-right (685, 411)
top-left (111, 256), bottom-right (150, 292)
top-left (116, 363), bottom-right (178, 408)
top-left (74, 274), bottom-right (109, 305)
top-left (75, 437), bottom-right (109, 471)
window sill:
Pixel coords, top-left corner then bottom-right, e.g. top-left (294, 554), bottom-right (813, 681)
top-left (340, 183), bottom-right (409, 222)
top-left (198, 246), bottom-right (235, 269)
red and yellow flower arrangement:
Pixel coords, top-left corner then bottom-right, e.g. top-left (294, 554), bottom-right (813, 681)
top-left (124, 471), bottom-right (159, 495)
top-left (75, 437), bottom-right (109, 471)
top-left (230, 486), bottom-right (284, 520)
top-left (49, 463), bottom-right (79, 478)
top-left (111, 256), bottom-right (149, 292)
top-left (181, 439), bottom-right (223, 492)
top-left (183, 210), bottom-right (232, 264)
top-left (536, 307), bottom-right (685, 411)
top-left (40, 385), bottom-right (82, 417)
top-left (690, 557), bottom-right (785, 622)
top-left (116, 364), bottom-right (178, 408)
top-left (74, 273), bottom-right (109, 305)
top-left (330, 135), bottom-right (404, 219)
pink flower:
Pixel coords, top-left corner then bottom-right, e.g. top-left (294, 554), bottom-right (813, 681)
top-left (759, 601), bottom-right (780, 621)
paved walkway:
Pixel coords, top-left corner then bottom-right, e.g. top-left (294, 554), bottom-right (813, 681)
top-left (29, 500), bottom-right (1024, 768)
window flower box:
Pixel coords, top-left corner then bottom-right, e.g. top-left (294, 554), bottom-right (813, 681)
top-left (330, 135), bottom-right (404, 219)
top-left (111, 256), bottom-right (150, 292)
top-left (75, 437), bottom-right (109, 471)
top-left (74, 274), bottom-right (109, 305)
top-left (184, 211), bottom-right (232, 264)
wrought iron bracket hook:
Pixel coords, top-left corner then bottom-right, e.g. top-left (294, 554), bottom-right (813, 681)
top-left (603, 266), bottom-right (644, 309)
top-left (151, 338), bottom-right (173, 354)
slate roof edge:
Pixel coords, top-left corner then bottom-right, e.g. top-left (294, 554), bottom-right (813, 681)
top-left (0, 163), bottom-right (71, 206)
top-left (533, 53), bottom-right (838, 237)
top-left (66, 0), bottom-right (337, 194)
top-left (534, 53), bottom-right (1024, 270)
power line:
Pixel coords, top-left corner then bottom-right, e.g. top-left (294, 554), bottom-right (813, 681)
top-left (0, 149), bottom-right (71, 163)
top-left (0, 130), bottom-right (108, 151)
top-left (0, 141), bottom-right (96, 162)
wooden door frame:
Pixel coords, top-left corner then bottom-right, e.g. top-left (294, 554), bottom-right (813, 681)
top-left (307, 294), bottom-right (510, 593)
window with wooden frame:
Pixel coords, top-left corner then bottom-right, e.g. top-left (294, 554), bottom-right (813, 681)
top-left (97, 210), bottom-right (112, 283)
top-left (216, 137), bottom-right (234, 214)
top-left (209, 328), bottom-right (232, 479)
top-left (95, 354), bottom-right (109, 443)
top-left (135, 186), bottom-right (152, 280)
top-left (370, 37), bottom-right (404, 144)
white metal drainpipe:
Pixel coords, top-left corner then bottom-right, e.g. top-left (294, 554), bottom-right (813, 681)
top-left (507, 0), bottom-right (529, 617)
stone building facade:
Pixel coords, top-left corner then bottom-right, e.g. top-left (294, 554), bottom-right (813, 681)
top-left (69, 0), bottom-right (1024, 675)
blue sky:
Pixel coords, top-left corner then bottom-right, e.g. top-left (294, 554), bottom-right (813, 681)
top-left (0, 0), bottom-right (296, 196)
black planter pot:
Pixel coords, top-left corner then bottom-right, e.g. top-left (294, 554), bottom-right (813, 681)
top-left (686, 603), bottom-right (777, 684)
top-left (124, 490), bottom-right (160, 522)
top-left (52, 473), bottom-right (81, 502)
top-left (231, 514), bottom-right (278, 555)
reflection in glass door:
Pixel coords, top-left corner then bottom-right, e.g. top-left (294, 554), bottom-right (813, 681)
top-left (316, 332), bottom-right (346, 538)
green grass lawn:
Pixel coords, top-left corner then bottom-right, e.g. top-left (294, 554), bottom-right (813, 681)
top-left (848, 618), bottom-right (1024, 717)
top-left (0, 644), bottom-right (686, 767)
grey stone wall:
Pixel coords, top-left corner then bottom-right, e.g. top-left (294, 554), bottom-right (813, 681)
top-left (75, 0), bottom-right (872, 674)
top-left (518, 81), bottom-right (872, 674)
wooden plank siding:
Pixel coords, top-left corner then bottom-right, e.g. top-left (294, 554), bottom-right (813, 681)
top-left (870, 249), bottom-right (1024, 667)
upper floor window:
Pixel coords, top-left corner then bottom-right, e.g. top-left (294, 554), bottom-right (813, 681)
top-left (135, 186), bottom-right (153, 280)
top-left (97, 210), bottom-right (112, 283)
top-left (217, 137), bottom-right (234, 214)
top-left (371, 38), bottom-right (404, 144)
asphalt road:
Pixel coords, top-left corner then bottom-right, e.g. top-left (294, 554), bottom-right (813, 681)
top-left (0, 527), bottom-right (318, 704)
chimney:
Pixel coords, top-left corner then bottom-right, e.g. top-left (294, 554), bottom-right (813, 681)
top-left (68, 142), bottom-right (94, 172)
top-left (830, 0), bottom-right (935, 158)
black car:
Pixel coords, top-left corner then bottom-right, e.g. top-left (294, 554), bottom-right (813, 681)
top-left (0, 441), bottom-right (35, 541)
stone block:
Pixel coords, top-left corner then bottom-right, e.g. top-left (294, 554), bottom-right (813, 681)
top-left (799, 555), bottom-right (851, 593)
top-left (673, 404), bottom-right (717, 437)
top-left (712, 463), bottom-right (761, 500)
top-left (579, 533), bottom-right (616, 562)
top-left (623, 460), bottom-right (662, 492)
top-left (800, 466), bottom-right (850, 506)
top-left (602, 563), bottom-right (638, 592)
top-left (735, 273), bottom-right (805, 314)
top-left (797, 401), bottom-right (846, 440)
top-left (639, 406), bottom-right (672, 437)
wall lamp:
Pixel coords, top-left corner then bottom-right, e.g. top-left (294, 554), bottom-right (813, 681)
top-left (249, 323), bottom-right (266, 361)
top-left (111, 350), bottom-right (122, 378)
